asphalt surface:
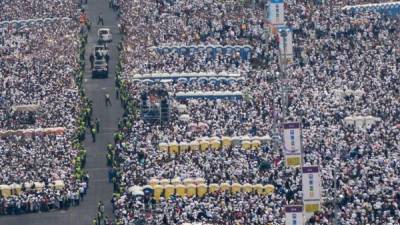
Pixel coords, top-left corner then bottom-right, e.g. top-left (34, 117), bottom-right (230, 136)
top-left (0, 1), bottom-right (123, 225)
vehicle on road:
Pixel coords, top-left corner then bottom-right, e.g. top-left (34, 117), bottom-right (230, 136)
top-left (92, 59), bottom-right (108, 78)
top-left (98, 28), bottom-right (112, 43)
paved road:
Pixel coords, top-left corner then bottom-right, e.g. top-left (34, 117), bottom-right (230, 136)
top-left (0, 1), bottom-right (122, 225)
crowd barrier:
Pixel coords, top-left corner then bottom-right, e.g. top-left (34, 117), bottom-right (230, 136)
top-left (150, 44), bottom-right (253, 60)
top-left (0, 180), bottom-right (65, 197)
top-left (128, 179), bottom-right (275, 200)
top-left (159, 135), bottom-right (272, 153)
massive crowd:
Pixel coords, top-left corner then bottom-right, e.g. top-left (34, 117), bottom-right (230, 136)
top-left (0, 0), bottom-right (79, 21)
top-left (0, 1), bottom-right (89, 215)
top-left (112, 0), bottom-right (400, 224)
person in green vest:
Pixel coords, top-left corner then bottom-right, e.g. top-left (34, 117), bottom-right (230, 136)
top-left (91, 127), bottom-right (96, 142)
top-left (106, 153), bottom-right (112, 166)
top-left (95, 118), bottom-right (100, 132)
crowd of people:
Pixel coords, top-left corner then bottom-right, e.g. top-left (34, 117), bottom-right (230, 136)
top-left (112, 0), bottom-right (400, 224)
top-left (0, 0), bottom-right (79, 21)
top-left (0, 1), bottom-right (89, 215)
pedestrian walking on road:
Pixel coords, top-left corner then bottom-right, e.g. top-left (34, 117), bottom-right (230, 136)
top-left (90, 53), bottom-right (95, 69)
top-left (97, 13), bottom-right (104, 26)
top-left (105, 93), bottom-right (112, 107)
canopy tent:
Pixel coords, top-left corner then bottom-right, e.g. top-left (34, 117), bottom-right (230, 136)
top-left (342, 2), bottom-right (400, 16)
top-left (11, 104), bottom-right (40, 112)
top-left (175, 91), bottom-right (243, 100)
top-left (0, 127), bottom-right (66, 138)
top-left (130, 72), bottom-right (241, 80)
top-left (344, 115), bottom-right (381, 129)
top-left (128, 186), bottom-right (145, 196)
top-left (150, 44), bottom-right (253, 60)
top-left (0, 17), bottom-right (72, 29)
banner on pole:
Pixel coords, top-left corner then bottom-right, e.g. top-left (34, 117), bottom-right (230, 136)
top-left (302, 166), bottom-right (322, 220)
top-left (302, 166), bottom-right (321, 200)
top-left (285, 205), bottom-right (303, 225)
top-left (283, 122), bottom-right (302, 167)
top-left (277, 25), bottom-right (294, 63)
top-left (268, 0), bottom-right (285, 25)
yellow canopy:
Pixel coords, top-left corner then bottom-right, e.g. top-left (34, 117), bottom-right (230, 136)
top-left (171, 177), bottom-right (181, 185)
top-left (242, 183), bottom-right (253, 193)
top-left (253, 184), bottom-right (263, 195)
top-left (251, 140), bottom-right (261, 149)
top-left (264, 184), bottom-right (275, 195)
top-left (179, 142), bottom-right (189, 152)
top-left (197, 183), bottom-right (208, 197)
top-left (169, 141), bottom-right (179, 153)
top-left (194, 177), bottom-right (205, 184)
top-left (0, 185), bottom-right (11, 197)
top-left (220, 182), bottom-right (231, 192)
top-left (54, 180), bottom-right (65, 190)
top-left (164, 184), bottom-right (175, 199)
top-left (208, 183), bottom-right (219, 193)
top-left (231, 183), bottom-right (241, 193)
top-left (200, 140), bottom-right (210, 151)
top-left (186, 184), bottom-right (196, 197)
top-left (159, 178), bottom-right (170, 186)
top-left (175, 184), bottom-right (186, 197)
top-left (190, 141), bottom-right (200, 151)
top-left (24, 182), bottom-right (33, 191)
top-left (210, 140), bottom-right (221, 150)
top-left (242, 140), bottom-right (251, 150)
top-left (148, 178), bottom-right (159, 187)
top-left (159, 142), bottom-right (168, 151)
top-left (34, 182), bottom-right (45, 192)
top-left (153, 184), bottom-right (163, 200)
top-left (10, 183), bottom-right (22, 195)
top-left (221, 136), bottom-right (232, 147)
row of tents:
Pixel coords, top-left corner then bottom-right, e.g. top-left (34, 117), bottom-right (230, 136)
top-left (130, 72), bottom-right (241, 79)
top-left (129, 76), bottom-right (246, 85)
top-left (150, 44), bottom-right (253, 60)
top-left (0, 127), bottom-right (66, 138)
top-left (0, 17), bottom-right (72, 29)
top-left (343, 116), bottom-right (381, 129)
top-left (342, 2), bottom-right (400, 16)
top-left (175, 91), bottom-right (243, 100)
top-left (128, 182), bottom-right (275, 200)
top-left (159, 135), bottom-right (272, 152)
top-left (0, 180), bottom-right (65, 197)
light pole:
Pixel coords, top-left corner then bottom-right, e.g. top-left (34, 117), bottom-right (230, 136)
top-left (279, 28), bottom-right (289, 120)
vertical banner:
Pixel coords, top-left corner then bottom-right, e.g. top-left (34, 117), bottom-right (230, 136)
top-left (277, 25), bottom-right (293, 63)
top-left (285, 205), bottom-right (303, 225)
top-left (283, 122), bottom-right (302, 167)
top-left (302, 166), bottom-right (321, 220)
top-left (268, 0), bottom-right (285, 25)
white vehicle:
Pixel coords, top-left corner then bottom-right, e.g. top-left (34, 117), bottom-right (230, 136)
top-left (98, 28), bottom-right (112, 43)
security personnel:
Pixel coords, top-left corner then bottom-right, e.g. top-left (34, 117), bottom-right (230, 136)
top-left (89, 53), bottom-right (94, 69)
top-left (91, 127), bottom-right (96, 142)
top-left (105, 93), bottom-right (111, 107)
top-left (97, 13), bottom-right (104, 26)
top-left (95, 118), bottom-right (100, 132)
